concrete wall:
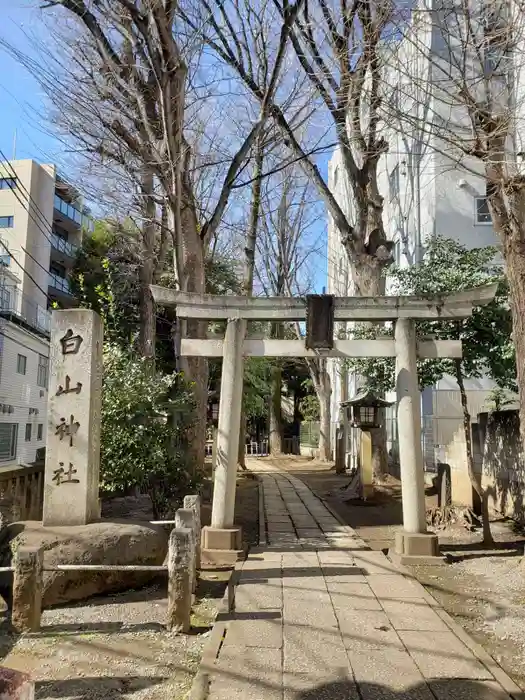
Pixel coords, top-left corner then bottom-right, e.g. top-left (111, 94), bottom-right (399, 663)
top-left (480, 410), bottom-right (525, 521)
top-left (0, 320), bottom-right (48, 466)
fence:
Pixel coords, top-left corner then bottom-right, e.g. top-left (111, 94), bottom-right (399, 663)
top-left (0, 463), bottom-right (44, 521)
top-left (2, 494), bottom-right (204, 635)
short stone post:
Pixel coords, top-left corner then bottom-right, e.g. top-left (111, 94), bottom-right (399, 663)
top-left (0, 668), bottom-right (34, 699)
top-left (175, 508), bottom-right (197, 593)
top-left (12, 547), bottom-right (43, 633)
top-left (167, 528), bottom-right (192, 633)
top-left (183, 495), bottom-right (201, 570)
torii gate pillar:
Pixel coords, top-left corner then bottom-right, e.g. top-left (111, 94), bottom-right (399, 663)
top-left (201, 319), bottom-right (245, 564)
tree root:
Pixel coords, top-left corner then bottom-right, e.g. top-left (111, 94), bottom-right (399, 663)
top-left (426, 504), bottom-right (482, 531)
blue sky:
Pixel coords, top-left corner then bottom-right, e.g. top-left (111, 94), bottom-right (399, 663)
top-left (0, 0), bottom-right (328, 291)
top-left (0, 1), bottom-right (64, 165)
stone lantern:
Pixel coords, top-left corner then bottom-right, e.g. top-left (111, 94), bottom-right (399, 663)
top-left (341, 389), bottom-right (393, 499)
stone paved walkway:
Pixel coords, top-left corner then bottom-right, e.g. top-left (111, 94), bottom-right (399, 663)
top-left (204, 463), bottom-right (524, 700)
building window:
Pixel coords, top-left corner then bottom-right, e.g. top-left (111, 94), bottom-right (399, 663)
top-left (389, 165), bottom-right (400, 200)
top-left (333, 166), bottom-right (339, 189)
top-left (0, 423), bottom-right (17, 460)
top-left (37, 423), bottom-right (43, 441)
top-left (25, 423), bottom-right (32, 442)
top-left (475, 197), bottom-right (492, 224)
top-left (37, 354), bottom-right (48, 388)
top-left (17, 354), bottom-right (27, 375)
top-left (0, 178), bottom-right (16, 190)
top-left (0, 216), bottom-right (14, 228)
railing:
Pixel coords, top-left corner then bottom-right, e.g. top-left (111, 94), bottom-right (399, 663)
top-left (0, 463), bottom-right (44, 521)
top-left (51, 232), bottom-right (78, 258)
top-left (0, 285), bottom-right (51, 334)
top-left (4, 495), bottom-right (204, 635)
top-left (54, 194), bottom-right (94, 232)
top-left (48, 272), bottom-right (72, 295)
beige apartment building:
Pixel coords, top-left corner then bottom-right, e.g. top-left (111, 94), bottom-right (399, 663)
top-left (0, 159), bottom-right (92, 466)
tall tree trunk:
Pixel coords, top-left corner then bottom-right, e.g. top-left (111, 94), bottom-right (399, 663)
top-left (352, 258), bottom-right (389, 477)
top-left (455, 359), bottom-right (494, 547)
top-left (238, 132), bottom-right (265, 467)
top-left (169, 183), bottom-right (208, 476)
top-left (139, 171), bottom-right (156, 360)
top-left (501, 196), bottom-right (525, 457)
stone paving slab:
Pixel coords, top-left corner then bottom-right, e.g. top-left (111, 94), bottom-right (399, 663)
top-left (209, 646), bottom-right (282, 700)
top-left (348, 649), bottom-right (434, 700)
top-left (398, 630), bottom-right (494, 680)
top-left (380, 598), bottom-right (451, 631)
top-left (207, 463), bottom-right (516, 700)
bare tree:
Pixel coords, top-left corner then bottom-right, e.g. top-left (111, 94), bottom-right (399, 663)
top-left (180, 0), bottom-right (406, 472)
top-left (255, 166), bottom-right (330, 458)
top-left (382, 2), bottom-right (525, 448)
top-left (8, 0), bottom-right (304, 469)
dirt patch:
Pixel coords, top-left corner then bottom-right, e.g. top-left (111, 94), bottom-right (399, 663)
top-left (0, 475), bottom-right (260, 699)
top-left (275, 456), bottom-right (525, 691)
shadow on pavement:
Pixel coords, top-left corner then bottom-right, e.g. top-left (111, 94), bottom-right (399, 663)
top-left (294, 678), bottom-right (523, 700)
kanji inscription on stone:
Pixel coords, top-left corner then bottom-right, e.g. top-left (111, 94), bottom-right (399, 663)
top-left (56, 375), bottom-right (82, 396)
top-left (60, 329), bottom-right (83, 355)
top-left (55, 415), bottom-right (80, 447)
top-left (52, 462), bottom-right (80, 485)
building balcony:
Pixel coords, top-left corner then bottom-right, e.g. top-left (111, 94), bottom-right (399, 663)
top-left (51, 232), bottom-right (78, 261)
top-left (0, 285), bottom-right (50, 336)
top-left (53, 194), bottom-right (94, 233)
top-left (48, 272), bottom-right (72, 296)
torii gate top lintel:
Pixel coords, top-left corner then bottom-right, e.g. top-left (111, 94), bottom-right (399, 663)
top-left (150, 284), bottom-right (498, 321)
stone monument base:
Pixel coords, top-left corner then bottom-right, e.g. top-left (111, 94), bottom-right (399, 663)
top-left (201, 526), bottom-right (244, 567)
top-left (389, 530), bottom-right (445, 566)
top-left (0, 668), bottom-right (34, 700)
top-left (0, 520), bottom-right (168, 607)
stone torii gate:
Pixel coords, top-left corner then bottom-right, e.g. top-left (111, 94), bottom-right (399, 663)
top-left (151, 284), bottom-right (497, 564)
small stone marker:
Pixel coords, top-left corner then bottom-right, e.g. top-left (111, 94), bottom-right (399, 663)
top-left (12, 546), bottom-right (43, 633)
top-left (175, 508), bottom-right (197, 593)
top-left (183, 494), bottom-right (201, 569)
top-left (0, 668), bottom-right (34, 700)
top-left (43, 310), bottom-right (103, 526)
top-left (167, 527), bottom-right (192, 633)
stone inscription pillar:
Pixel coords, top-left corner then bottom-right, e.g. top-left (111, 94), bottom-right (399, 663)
top-left (42, 309), bottom-right (103, 526)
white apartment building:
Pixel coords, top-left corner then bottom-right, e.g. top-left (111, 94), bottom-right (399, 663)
top-left (0, 159), bottom-right (93, 467)
top-left (327, 1), bottom-right (511, 471)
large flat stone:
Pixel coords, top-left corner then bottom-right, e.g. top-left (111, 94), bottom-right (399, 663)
top-left (328, 583), bottom-right (383, 611)
top-left (348, 649), bottom-right (434, 699)
top-left (223, 615), bottom-right (282, 649)
top-left (428, 679), bottom-right (511, 700)
top-left (399, 631), bottom-right (494, 680)
top-left (352, 551), bottom-right (404, 575)
top-left (367, 574), bottom-right (427, 599)
top-left (209, 646), bottom-right (282, 700)
top-left (283, 670), bottom-right (359, 699)
top-left (0, 520), bottom-right (167, 607)
top-left (235, 582), bottom-right (282, 611)
top-left (336, 609), bottom-right (404, 652)
top-left (381, 598), bottom-right (450, 632)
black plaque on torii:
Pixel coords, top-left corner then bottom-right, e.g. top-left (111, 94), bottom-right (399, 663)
top-left (305, 294), bottom-right (335, 350)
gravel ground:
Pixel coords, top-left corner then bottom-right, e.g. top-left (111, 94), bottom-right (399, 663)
top-left (0, 474), bottom-right (261, 700)
top-left (0, 581), bottom-right (220, 700)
